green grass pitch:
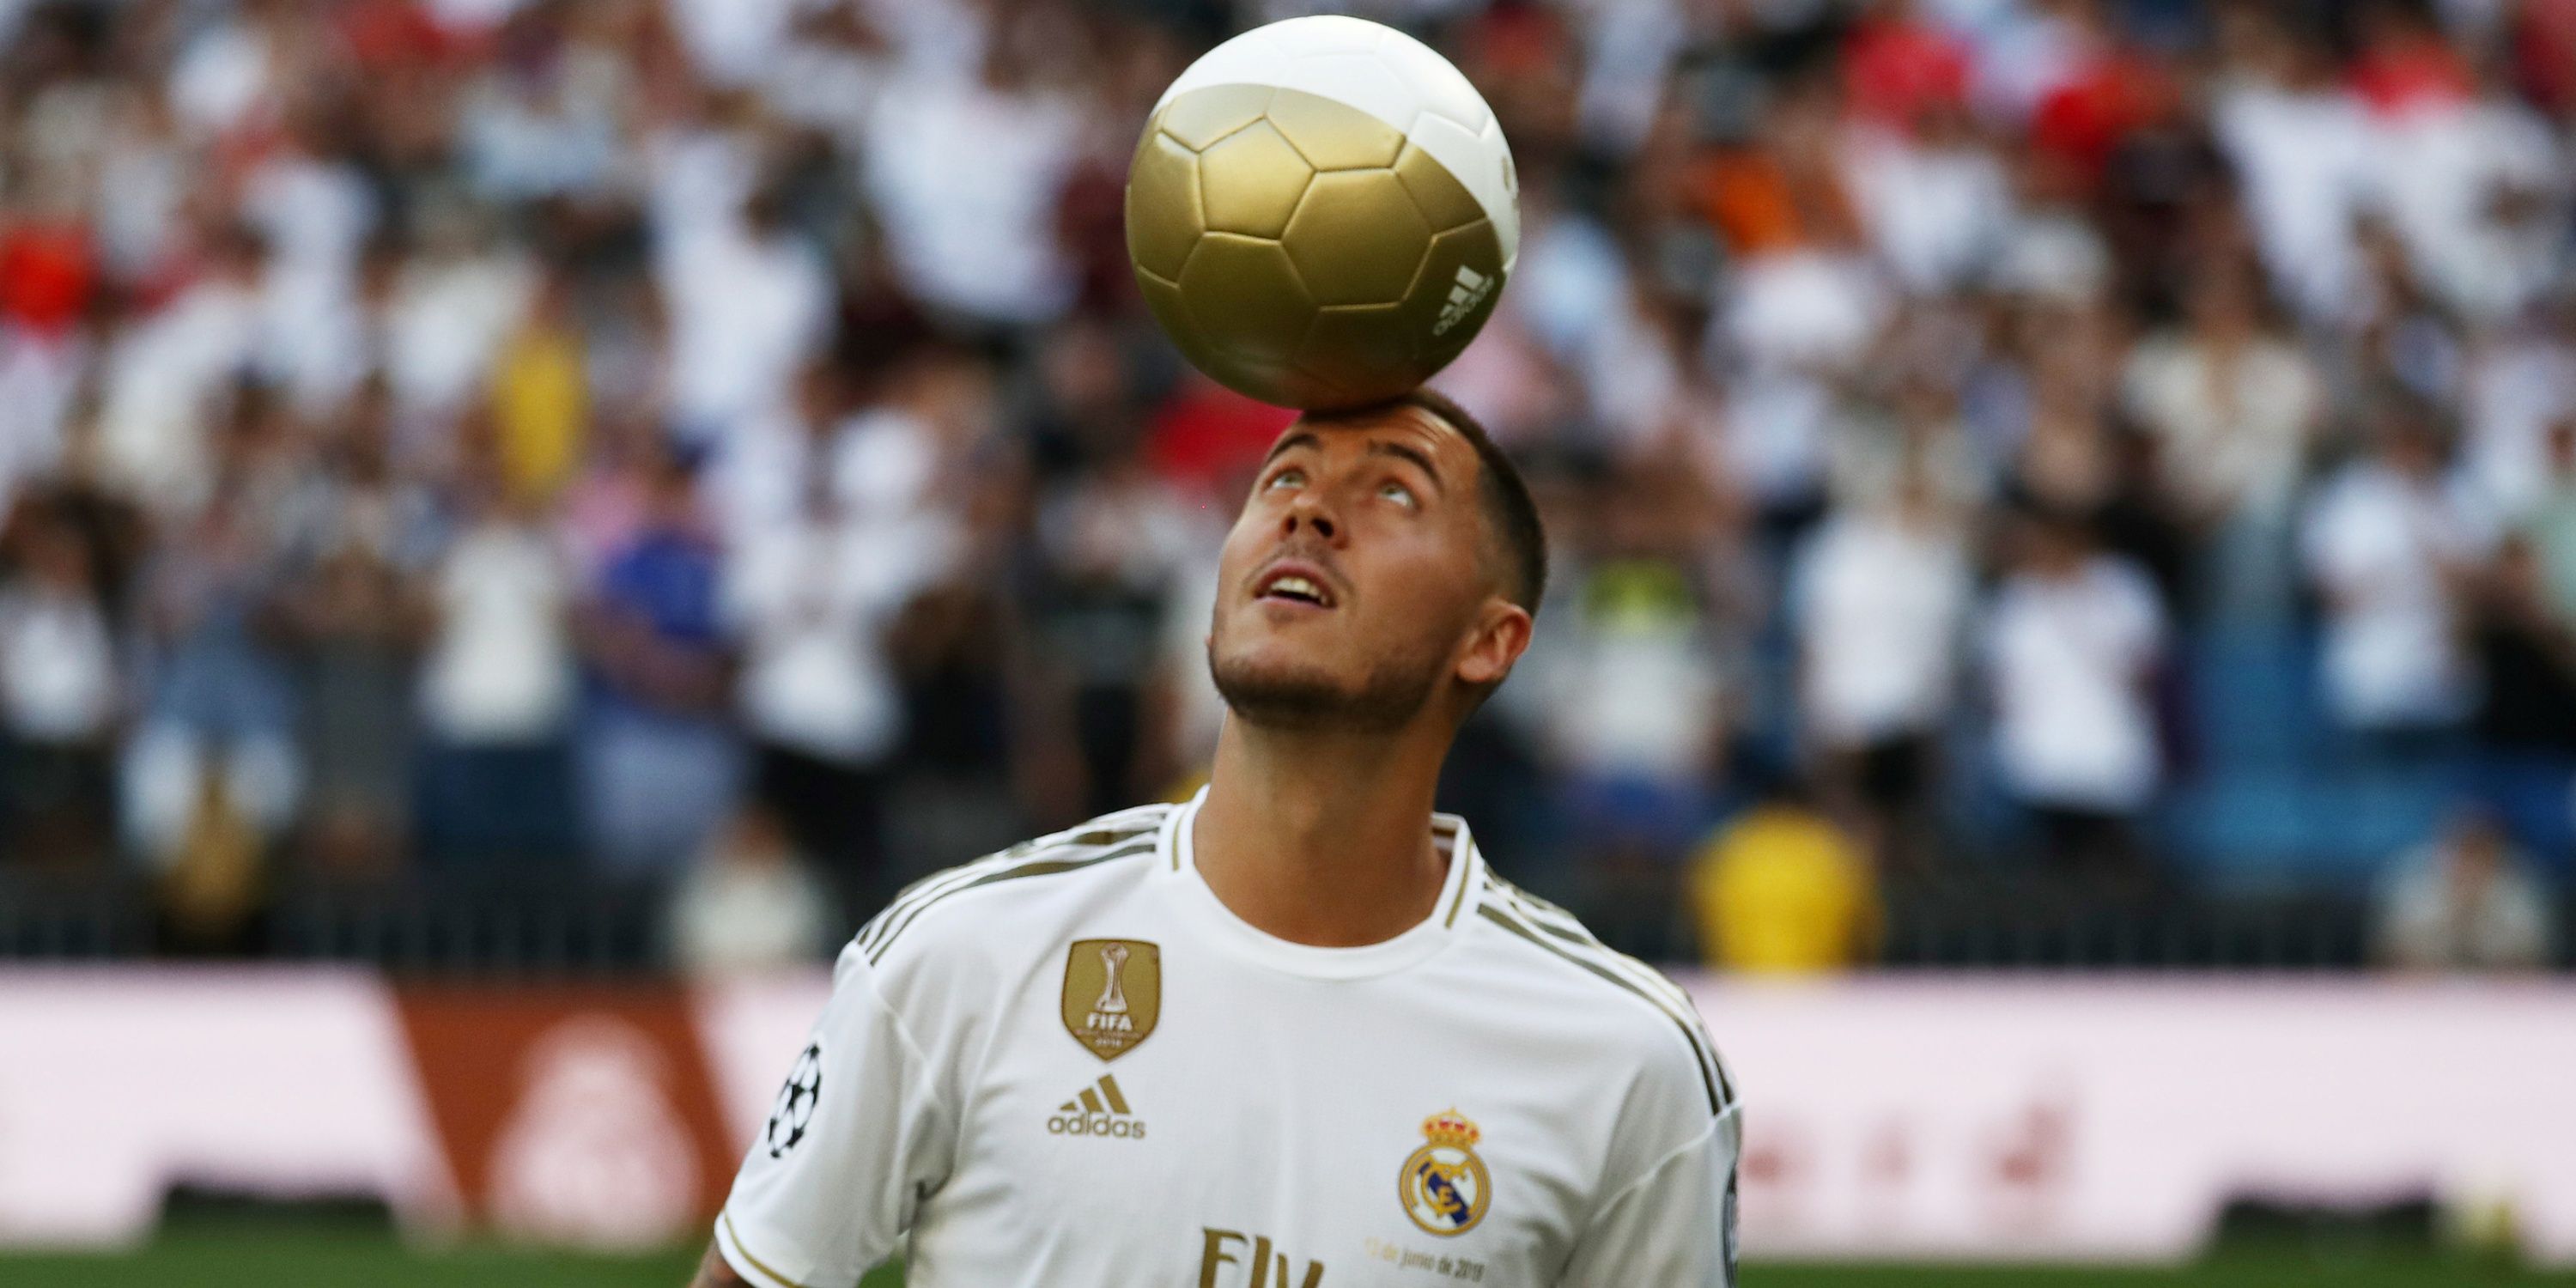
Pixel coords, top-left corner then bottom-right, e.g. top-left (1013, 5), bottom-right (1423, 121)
top-left (5, 1224), bottom-right (2573, 1288)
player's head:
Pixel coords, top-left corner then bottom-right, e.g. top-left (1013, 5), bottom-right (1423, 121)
top-left (1207, 388), bottom-right (1546, 734)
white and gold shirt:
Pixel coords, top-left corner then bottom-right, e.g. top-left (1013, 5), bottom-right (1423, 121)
top-left (717, 789), bottom-right (1740, 1288)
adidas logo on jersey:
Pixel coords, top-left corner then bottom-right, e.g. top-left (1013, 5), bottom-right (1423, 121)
top-left (1432, 265), bottom-right (1495, 336)
top-left (1048, 1074), bottom-right (1146, 1139)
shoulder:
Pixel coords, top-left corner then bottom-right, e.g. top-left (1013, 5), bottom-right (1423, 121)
top-left (851, 802), bottom-right (1174, 974)
top-left (1467, 878), bottom-right (1736, 1122)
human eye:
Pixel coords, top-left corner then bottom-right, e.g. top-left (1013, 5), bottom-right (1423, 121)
top-left (1378, 479), bottom-right (1419, 510)
top-left (1265, 465), bottom-right (1307, 492)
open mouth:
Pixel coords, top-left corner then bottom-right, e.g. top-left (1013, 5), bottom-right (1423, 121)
top-left (1255, 567), bottom-right (1337, 608)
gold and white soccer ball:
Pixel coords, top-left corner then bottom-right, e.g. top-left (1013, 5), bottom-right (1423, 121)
top-left (1125, 15), bottom-right (1519, 410)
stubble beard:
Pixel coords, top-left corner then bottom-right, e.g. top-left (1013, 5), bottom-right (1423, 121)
top-left (1206, 631), bottom-right (1444, 735)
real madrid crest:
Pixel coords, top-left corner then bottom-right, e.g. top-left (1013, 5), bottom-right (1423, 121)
top-left (1061, 939), bottom-right (1160, 1061)
top-left (1398, 1108), bottom-right (1492, 1236)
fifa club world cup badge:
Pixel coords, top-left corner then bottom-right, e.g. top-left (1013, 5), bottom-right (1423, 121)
top-left (1399, 1109), bottom-right (1492, 1236)
top-left (1061, 939), bottom-right (1160, 1061)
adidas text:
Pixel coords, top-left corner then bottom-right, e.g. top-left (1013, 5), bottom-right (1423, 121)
top-left (1048, 1111), bottom-right (1146, 1139)
top-left (1048, 1073), bottom-right (1146, 1139)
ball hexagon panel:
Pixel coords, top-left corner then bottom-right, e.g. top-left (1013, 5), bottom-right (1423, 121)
top-left (1157, 83), bottom-right (1276, 152)
top-left (1287, 52), bottom-right (1422, 141)
top-left (1196, 120), bottom-right (1313, 240)
top-left (1125, 133), bottom-right (1204, 283)
top-left (1391, 141), bottom-right (1486, 234)
top-left (1404, 113), bottom-right (1498, 202)
top-left (1133, 268), bottom-right (1191, 331)
top-left (1264, 88), bottom-right (1405, 172)
top-left (1297, 303), bottom-right (1421, 390)
top-left (1282, 170), bottom-right (1432, 308)
top-left (1175, 233), bottom-right (1315, 362)
top-left (1239, 360), bottom-right (1349, 411)
top-left (1379, 35), bottom-right (1493, 136)
top-left (1400, 220), bottom-right (1505, 364)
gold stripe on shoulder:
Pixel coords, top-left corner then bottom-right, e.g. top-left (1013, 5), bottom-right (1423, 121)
top-left (1492, 887), bottom-right (1713, 1072)
top-left (1489, 879), bottom-right (1701, 1014)
top-left (866, 836), bottom-right (1158, 964)
top-left (1441, 837), bottom-right (1479, 929)
top-left (1475, 901), bottom-right (1727, 1115)
top-left (858, 811), bottom-right (1164, 955)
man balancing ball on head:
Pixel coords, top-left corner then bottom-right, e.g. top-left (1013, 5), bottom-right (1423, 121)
top-left (690, 389), bottom-right (1741, 1288)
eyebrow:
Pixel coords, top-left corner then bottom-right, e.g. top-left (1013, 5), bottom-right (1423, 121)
top-left (1261, 430), bottom-right (1321, 466)
top-left (1365, 439), bottom-right (1445, 495)
top-left (1260, 428), bottom-right (1448, 495)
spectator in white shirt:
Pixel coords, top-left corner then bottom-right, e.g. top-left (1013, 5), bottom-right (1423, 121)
top-left (94, 222), bottom-right (266, 517)
top-left (1844, 99), bottom-right (2014, 297)
top-left (1794, 460), bottom-right (1971, 870)
top-left (1984, 509), bottom-right (2168, 872)
top-left (860, 15), bottom-right (1085, 327)
top-left (2300, 401), bottom-right (2480, 738)
top-left (2209, 10), bottom-right (2373, 325)
top-left (2364, 61), bottom-right (2567, 325)
top-left (0, 513), bottom-right (120, 866)
top-left (416, 472), bottom-right (578, 863)
top-left (655, 182), bottom-right (832, 448)
top-left (2123, 260), bottom-right (2323, 522)
top-left (2122, 256), bottom-right (2324, 619)
top-left (380, 216), bottom-right (537, 438)
top-left (237, 111), bottom-right (379, 416)
top-left (722, 363), bottom-right (960, 896)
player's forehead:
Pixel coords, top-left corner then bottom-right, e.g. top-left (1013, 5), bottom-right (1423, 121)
top-left (1268, 404), bottom-right (1476, 479)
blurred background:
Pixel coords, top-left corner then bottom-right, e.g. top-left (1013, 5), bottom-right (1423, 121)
top-left (1, 0), bottom-right (2574, 1284)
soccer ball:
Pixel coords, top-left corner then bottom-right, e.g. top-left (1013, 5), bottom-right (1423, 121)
top-left (1126, 16), bottom-right (1519, 410)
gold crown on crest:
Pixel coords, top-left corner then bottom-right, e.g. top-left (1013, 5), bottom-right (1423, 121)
top-left (1420, 1109), bottom-right (1481, 1149)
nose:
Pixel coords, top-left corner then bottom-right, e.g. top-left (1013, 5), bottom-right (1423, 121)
top-left (1282, 487), bottom-right (1339, 544)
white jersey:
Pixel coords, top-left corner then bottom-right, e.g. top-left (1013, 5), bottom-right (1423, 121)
top-left (717, 789), bottom-right (1740, 1288)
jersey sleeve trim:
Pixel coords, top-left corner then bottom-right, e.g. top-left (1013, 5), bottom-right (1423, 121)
top-left (1474, 900), bottom-right (1729, 1116)
top-left (722, 952), bottom-right (949, 1287)
top-left (718, 1209), bottom-right (826, 1288)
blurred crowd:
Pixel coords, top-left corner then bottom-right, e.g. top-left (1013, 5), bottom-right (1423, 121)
top-left (0, 0), bottom-right (2570, 970)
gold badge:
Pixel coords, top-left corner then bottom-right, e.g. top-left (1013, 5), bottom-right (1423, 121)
top-left (1399, 1109), bottom-right (1492, 1236)
top-left (1061, 939), bottom-right (1159, 1061)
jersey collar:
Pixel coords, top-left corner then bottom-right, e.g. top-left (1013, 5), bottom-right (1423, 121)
top-left (1155, 786), bottom-right (1486, 980)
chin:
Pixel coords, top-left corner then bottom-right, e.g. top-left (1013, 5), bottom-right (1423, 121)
top-left (1211, 650), bottom-right (1353, 709)
top-left (1207, 643), bottom-right (1437, 734)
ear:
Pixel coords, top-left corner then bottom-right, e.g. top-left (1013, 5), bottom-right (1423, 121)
top-left (1454, 598), bottom-right (1534, 690)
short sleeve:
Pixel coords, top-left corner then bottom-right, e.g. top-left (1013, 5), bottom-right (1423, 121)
top-left (1558, 1103), bottom-right (1743, 1287)
top-left (716, 944), bottom-right (958, 1288)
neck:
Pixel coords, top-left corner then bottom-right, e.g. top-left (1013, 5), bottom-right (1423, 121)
top-left (1191, 713), bottom-right (1455, 948)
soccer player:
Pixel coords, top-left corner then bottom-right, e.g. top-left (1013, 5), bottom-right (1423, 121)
top-left (691, 391), bottom-right (1740, 1288)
